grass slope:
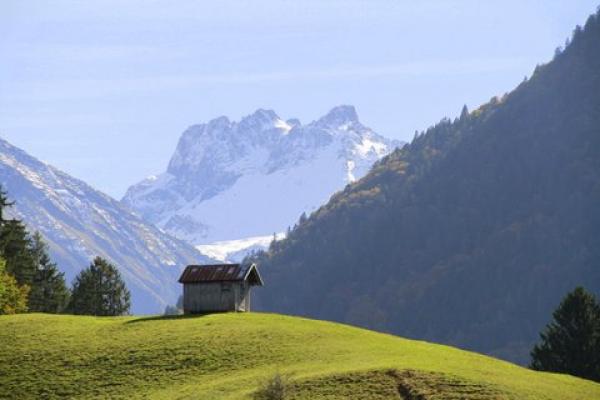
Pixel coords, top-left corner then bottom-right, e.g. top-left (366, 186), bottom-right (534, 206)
top-left (1, 313), bottom-right (598, 399)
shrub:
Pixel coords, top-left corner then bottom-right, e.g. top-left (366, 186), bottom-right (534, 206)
top-left (253, 373), bottom-right (288, 400)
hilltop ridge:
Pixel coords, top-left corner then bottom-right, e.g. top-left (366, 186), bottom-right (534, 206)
top-left (1, 313), bottom-right (598, 399)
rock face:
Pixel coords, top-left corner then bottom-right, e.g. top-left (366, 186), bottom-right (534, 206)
top-left (0, 138), bottom-right (214, 314)
top-left (122, 106), bottom-right (403, 260)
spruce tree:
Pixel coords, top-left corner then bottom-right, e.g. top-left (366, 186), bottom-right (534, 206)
top-left (298, 212), bottom-right (308, 225)
top-left (69, 257), bottom-right (131, 316)
top-left (530, 287), bottom-right (600, 382)
top-left (0, 219), bottom-right (36, 287)
top-left (0, 188), bottom-right (67, 312)
top-left (163, 294), bottom-right (183, 315)
top-left (27, 232), bottom-right (70, 313)
top-left (0, 185), bottom-right (13, 224)
top-left (163, 305), bottom-right (180, 316)
top-left (0, 187), bottom-right (36, 287)
top-left (459, 104), bottom-right (469, 120)
top-left (176, 294), bottom-right (183, 310)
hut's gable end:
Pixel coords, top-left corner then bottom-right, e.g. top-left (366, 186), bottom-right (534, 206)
top-left (243, 265), bottom-right (264, 286)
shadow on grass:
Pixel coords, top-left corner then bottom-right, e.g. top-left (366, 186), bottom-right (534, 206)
top-left (125, 313), bottom-right (214, 324)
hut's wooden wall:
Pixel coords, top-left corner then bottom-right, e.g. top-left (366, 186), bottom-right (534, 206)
top-left (183, 282), bottom-right (251, 313)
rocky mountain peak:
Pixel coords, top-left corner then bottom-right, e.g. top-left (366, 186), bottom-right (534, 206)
top-left (243, 108), bottom-right (279, 124)
top-left (206, 115), bottom-right (231, 132)
top-left (123, 105), bottom-right (404, 257)
top-left (316, 105), bottom-right (359, 127)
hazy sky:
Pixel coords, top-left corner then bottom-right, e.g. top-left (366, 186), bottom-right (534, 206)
top-left (1, 1), bottom-right (597, 198)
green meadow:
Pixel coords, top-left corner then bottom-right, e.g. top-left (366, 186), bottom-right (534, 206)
top-left (1, 313), bottom-right (598, 399)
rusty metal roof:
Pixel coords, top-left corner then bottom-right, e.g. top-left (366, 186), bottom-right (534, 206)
top-left (178, 263), bottom-right (263, 285)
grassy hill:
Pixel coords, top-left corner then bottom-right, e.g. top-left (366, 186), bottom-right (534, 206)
top-left (1, 313), bottom-right (598, 399)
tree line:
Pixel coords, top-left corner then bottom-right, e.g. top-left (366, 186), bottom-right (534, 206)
top-left (0, 186), bottom-right (130, 316)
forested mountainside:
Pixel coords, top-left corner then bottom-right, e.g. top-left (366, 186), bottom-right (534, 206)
top-left (0, 138), bottom-right (214, 314)
top-left (250, 11), bottom-right (600, 363)
top-left (122, 106), bottom-right (402, 261)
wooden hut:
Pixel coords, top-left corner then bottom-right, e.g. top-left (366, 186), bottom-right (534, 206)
top-left (178, 263), bottom-right (264, 314)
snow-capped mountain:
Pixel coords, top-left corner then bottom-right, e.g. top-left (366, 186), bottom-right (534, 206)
top-left (0, 137), bottom-right (214, 314)
top-left (123, 106), bottom-right (404, 260)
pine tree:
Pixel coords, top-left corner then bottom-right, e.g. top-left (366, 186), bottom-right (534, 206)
top-left (0, 187), bottom-right (36, 287)
top-left (0, 257), bottom-right (29, 314)
top-left (163, 305), bottom-right (180, 316)
top-left (460, 104), bottom-right (469, 120)
top-left (27, 232), bottom-right (70, 313)
top-left (163, 295), bottom-right (184, 316)
top-left (298, 212), bottom-right (308, 225)
top-left (0, 219), bottom-right (36, 287)
top-left (0, 186), bottom-right (13, 224)
top-left (530, 287), bottom-right (600, 382)
top-left (68, 257), bottom-right (131, 316)
top-left (0, 188), bottom-right (67, 312)
top-left (412, 130), bottom-right (419, 142)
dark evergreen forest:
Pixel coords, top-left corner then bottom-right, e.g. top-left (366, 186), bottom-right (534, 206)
top-left (250, 10), bottom-right (600, 363)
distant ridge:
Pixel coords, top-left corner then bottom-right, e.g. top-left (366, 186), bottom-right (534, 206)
top-left (0, 137), bottom-right (215, 313)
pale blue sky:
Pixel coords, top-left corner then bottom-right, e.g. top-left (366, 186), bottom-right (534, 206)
top-left (1, 1), bottom-right (597, 198)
